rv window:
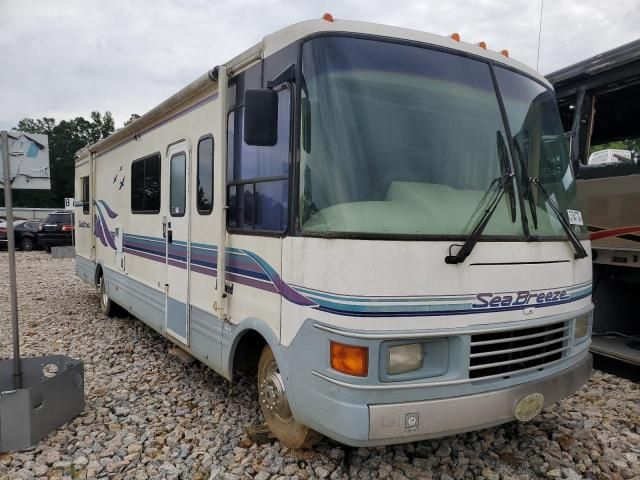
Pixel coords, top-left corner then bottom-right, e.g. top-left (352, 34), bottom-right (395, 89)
top-left (227, 87), bottom-right (290, 233)
top-left (81, 176), bottom-right (89, 214)
top-left (170, 152), bottom-right (186, 217)
top-left (131, 153), bottom-right (161, 214)
top-left (197, 135), bottom-right (214, 214)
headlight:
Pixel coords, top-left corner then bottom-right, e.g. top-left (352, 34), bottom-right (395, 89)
top-left (388, 343), bottom-right (424, 375)
top-left (574, 314), bottom-right (591, 340)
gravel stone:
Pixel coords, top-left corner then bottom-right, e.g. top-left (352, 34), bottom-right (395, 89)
top-left (1, 252), bottom-right (639, 480)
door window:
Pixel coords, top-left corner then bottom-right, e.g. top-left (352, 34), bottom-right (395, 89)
top-left (170, 152), bottom-right (187, 217)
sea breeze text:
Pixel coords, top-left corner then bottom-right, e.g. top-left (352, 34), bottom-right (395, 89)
top-left (472, 290), bottom-right (569, 309)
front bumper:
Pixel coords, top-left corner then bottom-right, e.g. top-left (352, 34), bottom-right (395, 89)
top-left (367, 352), bottom-right (592, 444)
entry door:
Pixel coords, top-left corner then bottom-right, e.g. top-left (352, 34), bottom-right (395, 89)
top-left (165, 141), bottom-right (191, 345)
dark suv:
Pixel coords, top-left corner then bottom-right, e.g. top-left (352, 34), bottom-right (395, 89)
top-left (0, 218), bottom-right (41, 251)
top-left (37, 211), bottom-right (75, 252)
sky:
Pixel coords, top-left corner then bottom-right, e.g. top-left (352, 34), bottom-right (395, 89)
top-left (0, 0), bottom-right (638, 131)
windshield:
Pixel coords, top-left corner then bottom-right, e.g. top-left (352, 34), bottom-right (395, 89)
top-left (494, 67), bottom-right (587, 237)
top-left (299, 36), bottom-right (522, 236)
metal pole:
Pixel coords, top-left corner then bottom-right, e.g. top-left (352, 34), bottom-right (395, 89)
top-left (215, 66), bottom-right (228, 322)
top-left (1, 130), bottom-right (21, 381)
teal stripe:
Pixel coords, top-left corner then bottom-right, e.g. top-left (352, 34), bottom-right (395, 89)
top-left (294, 287), bottom-right (476, 304)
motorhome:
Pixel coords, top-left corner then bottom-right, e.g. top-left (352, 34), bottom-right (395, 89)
top-left (75, 17), bottom-right (593, 447)
top-left (548, 39), bottom-right (640, 367)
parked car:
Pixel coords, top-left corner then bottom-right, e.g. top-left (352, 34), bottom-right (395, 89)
top-left (0, 219), bottom-right (42, 251)
top-left (37, 210), bottom-right (74, 252)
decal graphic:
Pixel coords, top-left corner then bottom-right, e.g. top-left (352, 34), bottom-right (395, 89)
top-left (95, 200), bottom-right (592, 317)
top-left (94, 200), bottom-right (118, 248)
top-left (113, 165), bottom-right (125, 189)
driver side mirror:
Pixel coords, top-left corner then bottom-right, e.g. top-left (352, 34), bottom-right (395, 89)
top-left (244, 89), bottom-right (278, 146)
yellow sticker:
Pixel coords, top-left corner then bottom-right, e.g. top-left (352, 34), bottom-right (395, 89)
top-left (515, 393), bottom-right (544, 422)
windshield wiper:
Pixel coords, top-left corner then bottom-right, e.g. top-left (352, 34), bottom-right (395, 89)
top-left (444, 132), bottom-right (516, 265)
top-left (512, 139), bottom-right (538, 229)
top-left (497, 131), bottom-right (517, 222)
top-left (529, 177), bottom-right (589, 259)
top-left (511, 138), bottom-right (587, 259)
top-left (445, 172), bottom-right (512, 264)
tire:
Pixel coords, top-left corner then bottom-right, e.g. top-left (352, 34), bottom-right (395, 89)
top-left (20, 236), bottom-right (35, 251)
top-left (99, 275), bottom-right (117, 317)
top-left (257, 345), bottom-right (321, 448)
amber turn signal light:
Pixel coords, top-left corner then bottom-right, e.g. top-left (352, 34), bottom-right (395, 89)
top-left (330, 341), bottom-right (368, 377)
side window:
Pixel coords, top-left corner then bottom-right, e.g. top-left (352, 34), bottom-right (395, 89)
top-left (81, 176), bottom-right (89, 214)
top-left (227, 87), bottom-right (290, 232)
top-left (131, 153), bottom-right (161, 214)
top-left (170, 152), bottom-right (186, 217)
top-left (197, 135), bottom-right (214, 214)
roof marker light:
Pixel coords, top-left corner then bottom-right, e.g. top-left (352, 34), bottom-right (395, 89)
top-left (450, 32), bottom-right (460, 41)
top-left (322, 13), bottom-right (334, 22)
top-left (500, 49), bottom-right (509, 57)
top-left (476, 41), bottom-right (487, 49)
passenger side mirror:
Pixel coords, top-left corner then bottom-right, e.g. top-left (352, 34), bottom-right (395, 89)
top-left (244, 89), bottom-right (278, 146)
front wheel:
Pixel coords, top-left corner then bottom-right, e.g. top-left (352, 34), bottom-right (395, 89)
top-left (257, 345), bottom-right (321, 449)
top-left (20, 236), bottom-right (35, 251)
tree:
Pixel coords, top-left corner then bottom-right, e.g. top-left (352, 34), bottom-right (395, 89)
top-left (1, 112), bottom-right (115, 208)
top-left (124, 113), bottom-right (141, 127)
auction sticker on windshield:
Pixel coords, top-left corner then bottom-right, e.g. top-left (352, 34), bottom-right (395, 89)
top-left (567, 209), bottom-right (584, 226)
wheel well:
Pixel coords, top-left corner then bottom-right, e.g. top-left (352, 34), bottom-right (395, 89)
top-left (232, 330), bottom-right (267, 379)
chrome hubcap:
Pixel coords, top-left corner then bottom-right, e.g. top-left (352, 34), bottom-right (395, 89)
top-left (260, 369), bottom-right (289, 418)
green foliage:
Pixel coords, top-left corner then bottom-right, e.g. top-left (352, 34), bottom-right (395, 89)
top-left (124, 113), bottom-right (141, 127)
top-left (1, 112), bottom-right (114, 208)
top-left (590, 137), bottom-right (640, 155)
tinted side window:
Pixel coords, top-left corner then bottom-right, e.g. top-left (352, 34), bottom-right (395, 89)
top-left (131, 153), bottom-right (161, 213)
top-left (197, 136), bottom-right (214, 214)
top-left (81, 176), bottom-right (89, 214)
top-left (227, 87), bottom-right (290, 232)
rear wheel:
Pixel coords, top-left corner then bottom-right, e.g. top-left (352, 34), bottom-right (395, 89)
top-left (99, 274), bottom-right (116, 317)
top-left (20, 236), bottom-right (35, 251)
top-left (257, 345), bottom-right (321, 448)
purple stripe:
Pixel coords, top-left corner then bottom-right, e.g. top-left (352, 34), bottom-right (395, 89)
top-left (192, 264), bottom-right (217, 277)
top-left (227, 255), bottom-right (266, 274)
top-left (125, 237), bottom-right (165, 250)
top-left (227, 272), bottom-right (278, 293)
top-left (168, 258), bottom-right (186, 269)
top-left (98, 200), bottom-right (118, 219)
top-left (190, 250), bottom-right (217, 263)
top-left (124, 248), bottom-right (165, 263)
top-left (96, 218), bottom-right (110, 247)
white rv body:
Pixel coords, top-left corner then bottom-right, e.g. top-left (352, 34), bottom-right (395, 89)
top-left (75, 18), bottom-right (593, 446)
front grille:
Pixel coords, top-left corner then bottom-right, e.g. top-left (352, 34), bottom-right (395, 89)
top-left (469, 321), bottom-right (571, 380)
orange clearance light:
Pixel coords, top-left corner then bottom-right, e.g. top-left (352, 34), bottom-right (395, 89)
top-left (450, 32), bottom-right (460, 42)
top-left (330, 341), bottom-right (368, 377)
top-left (476, 41), bottom-right (487, 49)
top-left (322, 12), bottom-right (334, 22)
top-left (500, 49), bottom-right (509, 57)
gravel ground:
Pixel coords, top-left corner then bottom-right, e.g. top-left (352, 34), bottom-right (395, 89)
top-left (0, 251), bottom-right (639, 480)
